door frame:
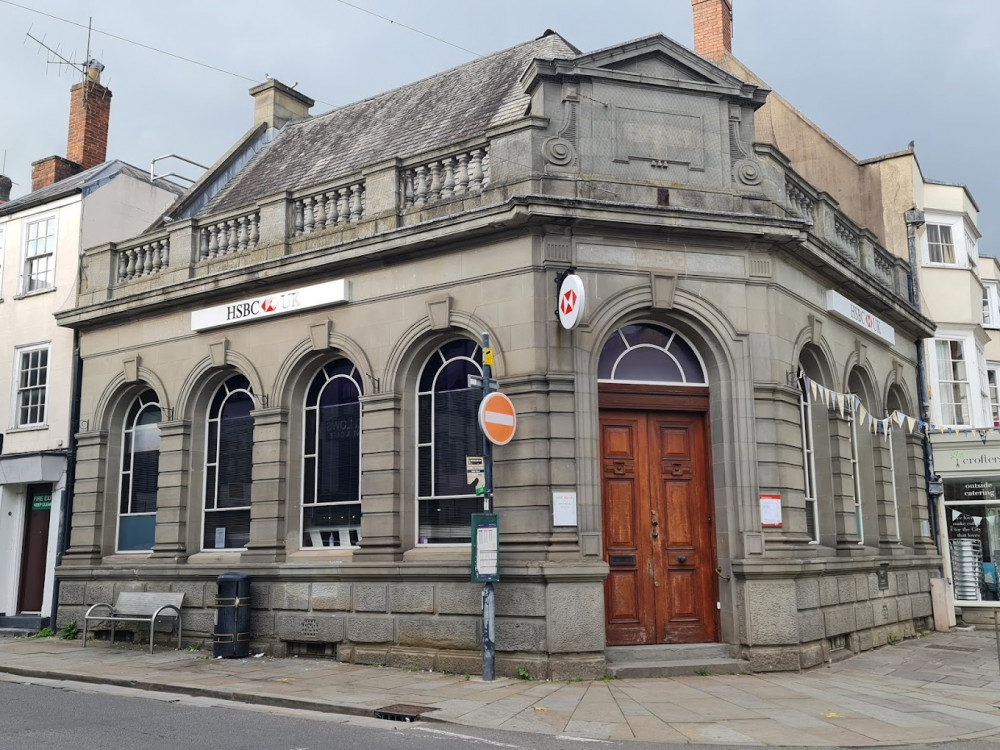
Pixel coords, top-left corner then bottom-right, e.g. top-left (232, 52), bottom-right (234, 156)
top-left (598, 382), bottom-right (720, 643)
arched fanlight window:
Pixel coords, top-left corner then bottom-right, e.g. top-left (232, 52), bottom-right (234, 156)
top-left (416, 339), bottom-right (483, 544)
top-left (204, 375), bottom-right (254, 550)
top-left (302, 359), bottom-right (363, 548)
top-left (118, 389), bottom-right (161, 552)
top-left (598, 324), bottom-right (706, 384)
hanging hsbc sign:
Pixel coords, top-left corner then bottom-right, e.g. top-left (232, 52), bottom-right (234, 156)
top-left (557, 273), bottom-right (586, 330)
top-left (825, 290), bottom-right (895, 345)
top-left (191, 279), bottom-right (349, 331)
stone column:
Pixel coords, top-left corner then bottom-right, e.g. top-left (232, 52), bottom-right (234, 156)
top-left (355, 392), bottom-right (403, 560)
top-left (244, 407), bottom-right (289, 564)
top-left (871, 431), bottom-right (904, 555)
top-left (61, 430), bottom-right (108, 566)
top-left (906, 433), bottom-right (937, 554)
top-left (150, 419), bottom-right (192, 561)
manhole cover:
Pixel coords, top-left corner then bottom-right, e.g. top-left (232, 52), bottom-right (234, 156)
top-left (925, 645), bottom-right (979, 653)
top-left (374, 704), bottom-right (438, 722)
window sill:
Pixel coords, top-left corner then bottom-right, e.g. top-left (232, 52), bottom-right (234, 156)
top-left (188, 550), bottom-right (244, 564)
top-left (13, 286), bottom-right (57, 300)
top-left (6, 424), bottom-right (49, 433)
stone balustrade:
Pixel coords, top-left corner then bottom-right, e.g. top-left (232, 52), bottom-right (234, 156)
top-left (293, 181), bottom-right (366, 236)
top-left (116, 235), bottom-right (170, 282)
top-left (198, 209), bottom-right (261, 260)
top-left (401, 146), bottom-right (490, 208)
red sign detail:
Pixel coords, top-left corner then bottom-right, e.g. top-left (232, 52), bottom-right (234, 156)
top-left (261, 298), bottom-right (276, 313)
top-left (560, 289), bottom-right (577, 315)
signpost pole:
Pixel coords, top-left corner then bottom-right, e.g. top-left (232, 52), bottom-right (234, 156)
top-left (481, 332), bottom-right (495, 682)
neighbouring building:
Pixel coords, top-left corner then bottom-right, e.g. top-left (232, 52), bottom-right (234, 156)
top-left (0, 61), bottom-right (181, 631)
top-left (54, 19), bottom-right (939, 674)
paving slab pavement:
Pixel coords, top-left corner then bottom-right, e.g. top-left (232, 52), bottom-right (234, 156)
top-left (0, 629), bottom-right (998, 746)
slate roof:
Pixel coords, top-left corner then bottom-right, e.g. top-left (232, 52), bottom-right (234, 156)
top-left (0, 160), bottom-right (182, 218)
top-left (202, 32), bottom-right (580, 215)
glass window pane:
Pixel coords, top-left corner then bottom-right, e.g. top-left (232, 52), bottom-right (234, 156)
top-left (616, 346), bottom-right (683, 382)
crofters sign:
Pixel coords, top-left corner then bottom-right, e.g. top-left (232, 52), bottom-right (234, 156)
top-left (191, 279), bottom-right (349, 331)
top-left (825, 290), bottom-right (895, 345)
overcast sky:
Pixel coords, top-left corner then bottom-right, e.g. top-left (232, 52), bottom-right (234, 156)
top-left (1, 0), bottom-right (996, 246)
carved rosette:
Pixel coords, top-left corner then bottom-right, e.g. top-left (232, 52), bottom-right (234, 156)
top-left (733, 159), bottom-right (761, 186)
top-left (543, 137), bottom-right (576, 166)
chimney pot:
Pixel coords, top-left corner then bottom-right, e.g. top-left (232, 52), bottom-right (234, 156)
top-left (0, 174), bottom-right (11, 203)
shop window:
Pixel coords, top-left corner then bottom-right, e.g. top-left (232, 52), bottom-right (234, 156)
top-left (118, 389), bottom-right (161, 552)
top-left (598, 323), bottom-right (706, 384)
top-left (204, 375), bottom-right (254, 550)
top-left (944, 478), bottom-right (1000, 603)
top-left (21, 216), bottom-right (56, 293)
top-left (302, 359), bottom-right (363, 549)
top-left (14, 343), bottom-right (49, 427)
top-left (416, 339), bottom-right (483, 545)
top-left (935, 339), bottom-right (971, 425)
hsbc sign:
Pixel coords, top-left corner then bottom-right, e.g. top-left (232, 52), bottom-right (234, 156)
top-left (557, 273), bottom-right (586, 330)
top-left (191, 279), bottom-right (349, 331)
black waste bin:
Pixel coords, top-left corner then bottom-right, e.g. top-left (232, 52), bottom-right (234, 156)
top-left (214, 572), bottom-right (251, 658)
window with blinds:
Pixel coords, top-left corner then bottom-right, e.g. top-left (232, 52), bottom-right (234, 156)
top-left (417, 339), bottom-right (483, 544)
top-left (118, 389), bottom-right (161, 551)
top-left (302, 359), bottom-right (363, 549)
top-left (204, 375), bottom-right (254, 549)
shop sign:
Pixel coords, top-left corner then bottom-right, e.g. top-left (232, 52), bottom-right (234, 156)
top-left (948, 479), bottom-right (1000, 502)
top-left (938, 446), bottom-right (1000, 474)
top-left (191, 279), bottom-right (349, 331)
top-left (825, 290), bottom-right (895, 345)
top-left (557, 274), bottom-right (586, 330)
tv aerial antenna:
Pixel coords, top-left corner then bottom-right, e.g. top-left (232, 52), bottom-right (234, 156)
top-left (26, 17), bottom-right (108, 105)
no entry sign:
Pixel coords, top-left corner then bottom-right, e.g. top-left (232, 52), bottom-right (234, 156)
top-left (557, 273), bottom-right (585, 330)
top-left (478, 391), bottom-right (517, 445)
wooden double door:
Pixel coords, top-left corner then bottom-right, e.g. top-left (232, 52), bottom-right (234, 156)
top-left (600, 388), bottom-right (717, 645)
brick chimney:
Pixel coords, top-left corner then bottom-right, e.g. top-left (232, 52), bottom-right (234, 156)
top-left (692, 0), bottom-right (733, 60)
top-left (67, 59), bottom-right (112, 169)
top-left (249, 79), bottom-right (314, 130)
top-left (30, 59), bottom-right (112, 192)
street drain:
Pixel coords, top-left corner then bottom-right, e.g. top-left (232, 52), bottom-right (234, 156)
top-left (374, 704), bottom-right (437, 722)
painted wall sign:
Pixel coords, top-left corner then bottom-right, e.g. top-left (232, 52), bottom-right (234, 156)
top-left (191, 279), bottom-right (349, 331)
top-left (825, 290), bottom-right (895, 345)
top-left (557, 274), bottom-right (586, 330)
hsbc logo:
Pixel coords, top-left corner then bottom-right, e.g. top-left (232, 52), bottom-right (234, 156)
top-left (226, 292), bottom-right (300, 321)
top-left (560, 289), bottom-right (578, 316)
top-left (192, 279), bottom-right (349, 331)
top-left (557, 273), bottom-right (586, 330)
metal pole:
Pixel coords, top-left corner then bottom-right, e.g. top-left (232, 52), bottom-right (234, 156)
top-left (481, 332), bottom-right (495, 681)
top-left (994, 608), bottom-right (999, 674)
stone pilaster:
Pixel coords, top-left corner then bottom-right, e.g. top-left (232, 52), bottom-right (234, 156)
top-left (62, 430), bottom-right (108, 565)
top-left (244, 407), bottom-right (289, 563)
top-left (906, 433), bottom-right (937, 554)
top-left (151, 419), bottom-right (192, 561)
top-left (355, 392), bottom-right (403, 560)
top-left (829, 415), bottom-right (863, 554)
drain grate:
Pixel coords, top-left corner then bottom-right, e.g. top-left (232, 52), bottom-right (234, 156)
top-left (374, 704), bottom-right (437, 722)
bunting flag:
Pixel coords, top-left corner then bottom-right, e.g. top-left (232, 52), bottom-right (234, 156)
top-left (795, 373), bottom-right (998, 440)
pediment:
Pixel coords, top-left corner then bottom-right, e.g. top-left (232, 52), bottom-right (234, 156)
top-left (524, 33), bottom-right (767, 106)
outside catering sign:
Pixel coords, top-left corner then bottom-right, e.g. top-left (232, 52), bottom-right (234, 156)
top-left (557, 273), bottom-right (586, 330)
top-left (191, 279), bottom-right (349, 331)
top-left (825, 290), bottom-right (895, 345)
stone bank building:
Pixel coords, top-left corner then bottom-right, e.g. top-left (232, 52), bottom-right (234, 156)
top-left (55, 30), bottom-right (941, 675)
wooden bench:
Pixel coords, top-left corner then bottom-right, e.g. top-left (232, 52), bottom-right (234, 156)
top-left (83, 592), bottom-right (185, 654)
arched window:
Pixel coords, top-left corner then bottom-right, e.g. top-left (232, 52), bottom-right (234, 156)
top-left (598, 323), bottom-right (706, 384)
top-left (118, 389), bottom-right (161, 552)
top-left (204, 375), bottom-right (254, 550)
top-left (417, 339), bottom-right (483, 544)
top-left (798, 345), bottom-right (828, 544)
top-left (302, 359), bottom-right (363, 548)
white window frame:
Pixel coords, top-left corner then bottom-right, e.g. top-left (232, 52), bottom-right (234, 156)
top-left (848, 408), bottom-right (864, 543)
top-left (12, 342), bottom-right (50, 428)
top-left (925, 223), bottom-right (956, 265)
top-left (988, 365), bottom-right (1000, 428)
top-left (798, 376), bottom-right (819, 543)
top-left (885, 426), bottom-right (900, 541)
top-left (933, 338), bottom-right (972, 426)
top-left (202, 375), bottom-right (254, 551)
top-left (20, 215), bottom-right (57, 295)
top-left (984, 282), bottom-right (1000, 329)
top-left (116, 390), bottom-right (161, 553)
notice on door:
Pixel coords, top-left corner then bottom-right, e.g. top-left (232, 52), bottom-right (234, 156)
top-left (31, 493), bottom-right (52, 511)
